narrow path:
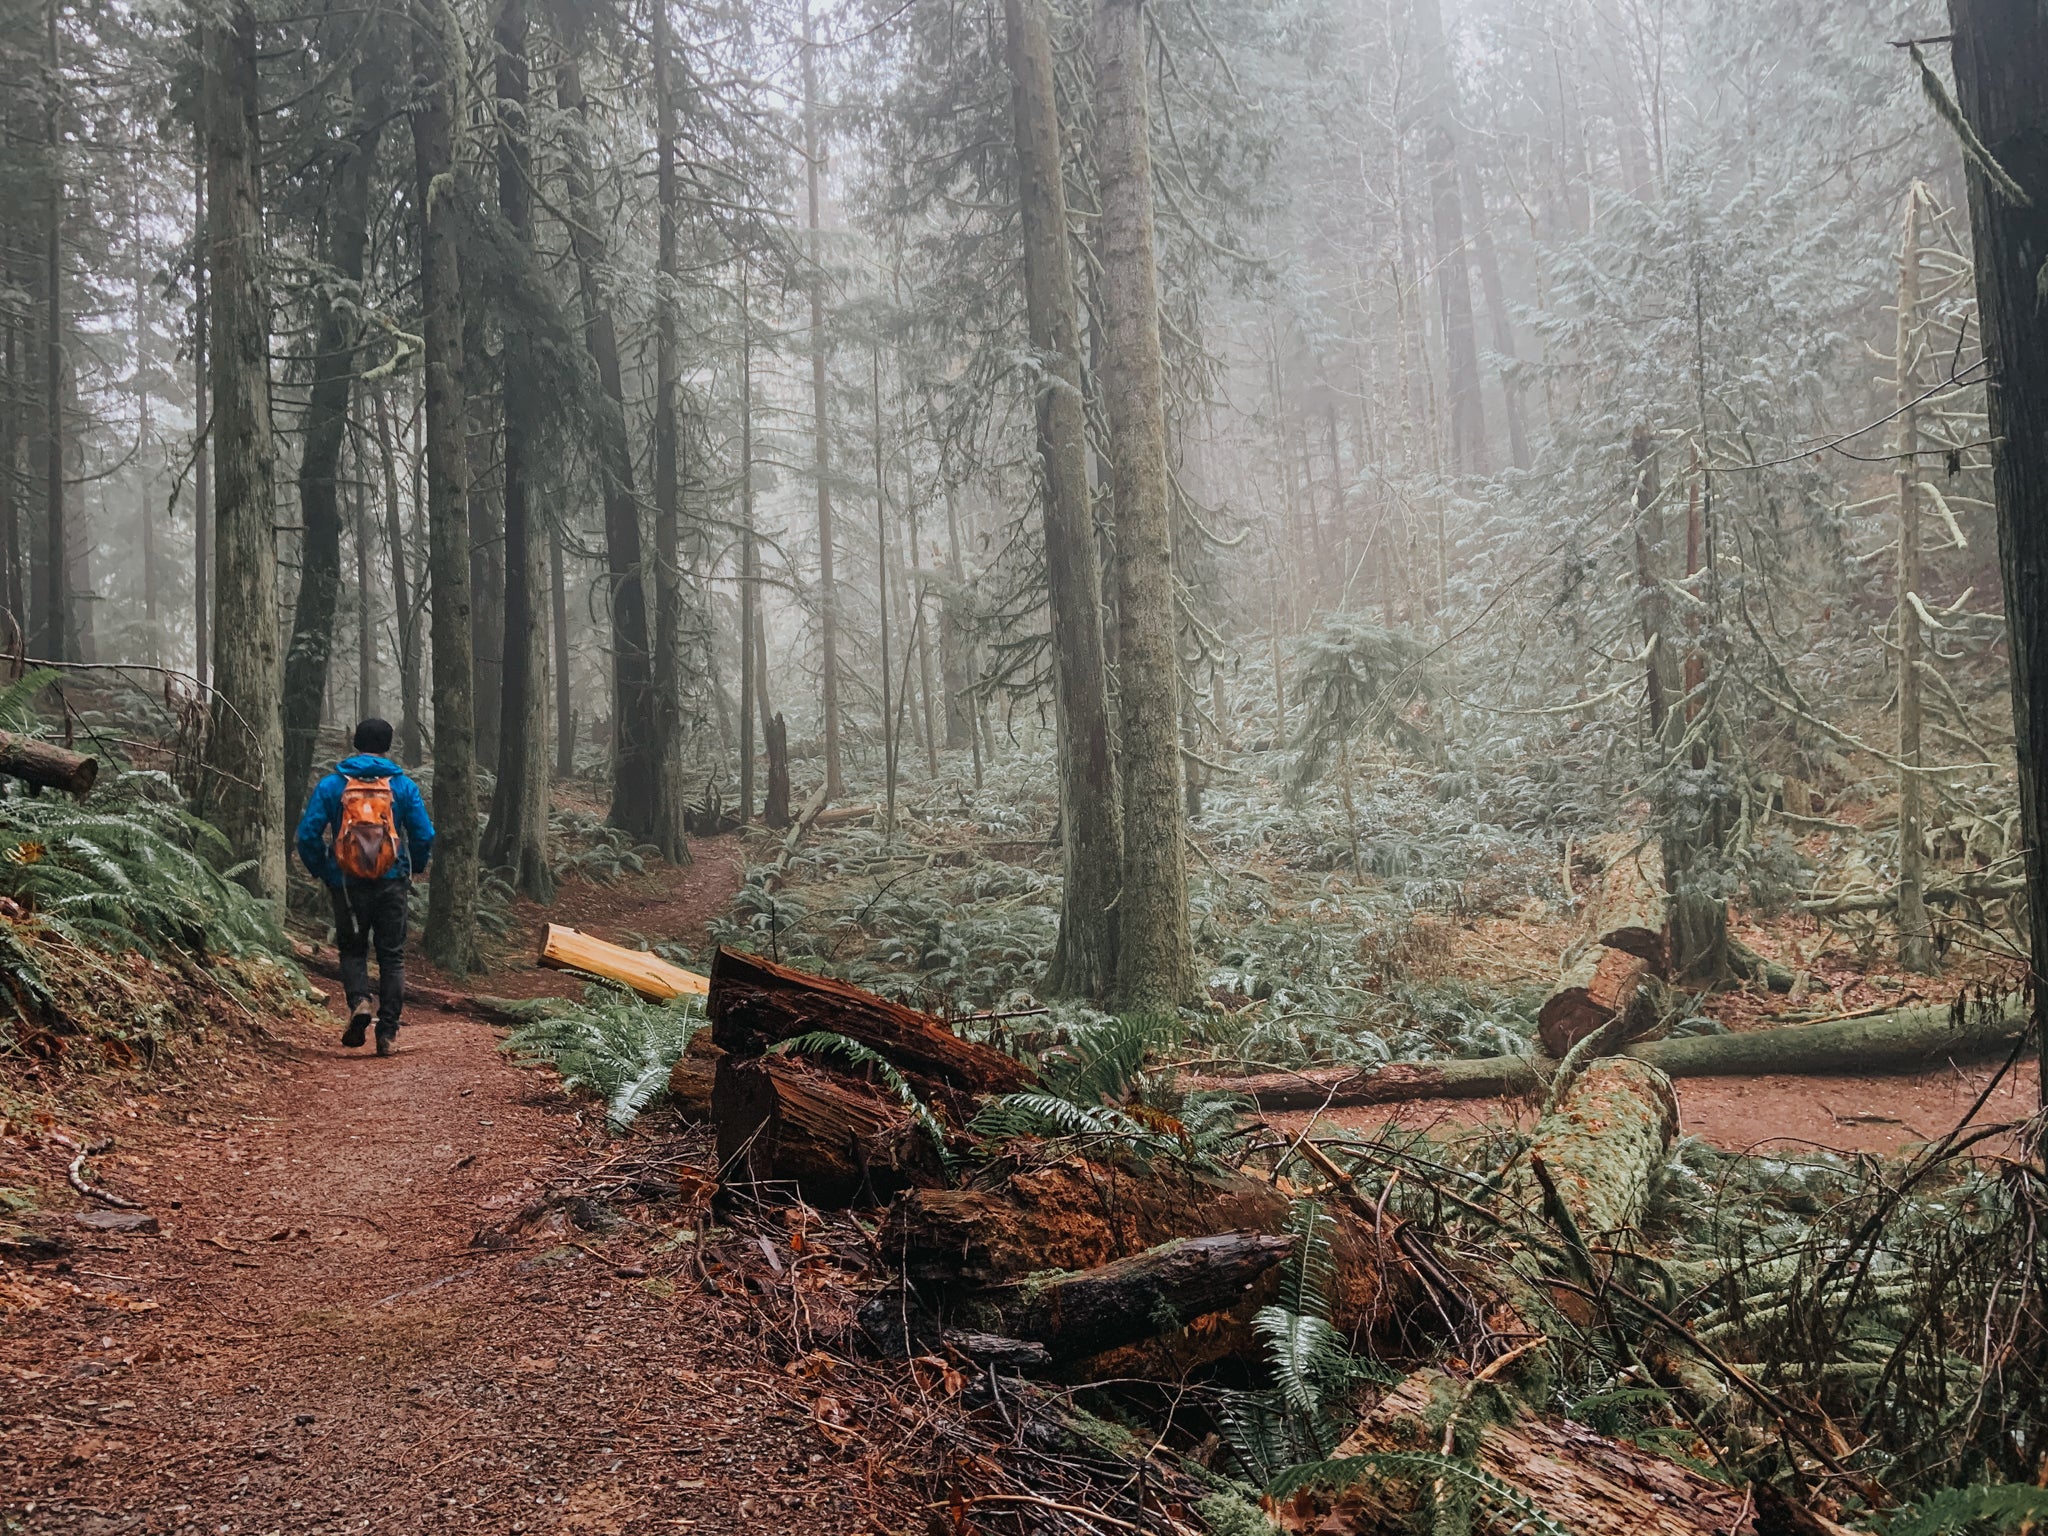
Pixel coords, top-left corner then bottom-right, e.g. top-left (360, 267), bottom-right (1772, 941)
top-left (2, 850), bottom-right (903, 1535)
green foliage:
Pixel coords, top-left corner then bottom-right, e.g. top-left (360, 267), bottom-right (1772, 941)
top-left (1877, 1484), bottom-right (2048, 1536)
top-left (499, 986), bottom-right (704, 1132)
top-left (1284, 618), bottom-right (1433, 793)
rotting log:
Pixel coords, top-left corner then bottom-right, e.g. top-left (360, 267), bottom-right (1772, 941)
top-left (714, 1053), bottom-right (947, 1207)
top-left (708, 946), bottom-right (1029, 1094)
top-left (1536, 948), bottom-right (1659, 1057)
top-left (1289, 1368), bottom-right (1758, 1536)
top-left (665, 1031), bottom-right (723, 1122)
top-left (1501, 1057), bottom-right (1678, 1237)
top-left (879, 1153), bottom-right (1414, 1336)
top-left (1194, 996), bottom-right (2028, 1110)
top-left (538, 923), bottom-right (709, 1000)
top-left (0, 731), bottom-right (97, 797)
top-left (955, 1231), bottom-right (1294, 1363)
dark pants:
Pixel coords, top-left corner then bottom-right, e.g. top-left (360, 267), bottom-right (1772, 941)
top-left (332, 878), bottom-right (409, 1028)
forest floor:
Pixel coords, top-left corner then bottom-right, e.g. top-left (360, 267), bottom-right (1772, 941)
top-left (3, 814), bottom-right (2038, 1533)
top-left (0, 845), bottom-right (929, 1536)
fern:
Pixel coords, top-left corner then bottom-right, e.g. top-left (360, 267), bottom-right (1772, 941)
top-left (1266, 1452), bottom-right (1579, 1536)
top-left (772, 1030), bottom-right (949, 1156)
top-left (1035, 1010), bottom-right (1186, 1107)
top-left (1879, 1484), bottom-right (2048, 1536)
top-left (500, 987), bottom-right (704, 1131)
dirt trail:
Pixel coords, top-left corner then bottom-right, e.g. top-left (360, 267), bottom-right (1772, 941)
top-left (2, 849), bottom-right (905, 1536)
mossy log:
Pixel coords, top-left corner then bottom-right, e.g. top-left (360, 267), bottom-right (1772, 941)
top-left (707, 946), bottom-right (1029, 1094)
top-left (1287, 1368), bottom-right (1758, 1536)
top-left (0, 730), bottom-right (97, 796)
top-left (1588, 843), bottom-right (1667, 972)
top-left (1501, 1058), bottom-right (1678, 1237)
top-left (878, 1152), bottom-right (1414, 1336)
top-left (1536, 948), bottom-right (1662, 1057)
top-left (1197, 996), bottom-right (2026, 1110)
top-left (714, 1054), bottom-right (946, 1207)
top-left (956, 1232), bottom-right (1295, 1364)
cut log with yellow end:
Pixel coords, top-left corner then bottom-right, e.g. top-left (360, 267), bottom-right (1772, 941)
top-left (536, 923), bottom-right (709, 1000)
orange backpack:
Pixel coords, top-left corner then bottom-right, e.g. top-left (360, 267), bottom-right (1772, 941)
top-left (335, 776), bottom-right (400, 880)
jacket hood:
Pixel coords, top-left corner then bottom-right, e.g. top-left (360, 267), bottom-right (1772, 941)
top-left (336, 753), bottom-right (404, 777)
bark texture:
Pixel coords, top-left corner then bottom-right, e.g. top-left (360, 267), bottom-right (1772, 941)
top-left (1947, 1), bottom-right (2046, 1087)
top-left (713, 1054), bottom-right (946, 1207)
top-left (0, 731), bottom-right (96, 795)
top-left (801, 2), bottom-right (843, 800)
top-left (200, 0), bottom-right (286, 906)
top-left (413, 4), bottom-right (481, 973)
top-left (1091, 0), bottom-right (1194, 1013)
top-left (648, 0), bottom-right (691, 862)
top-left (1005, 0), bottom-right (1121, 1001)
top-left (1501, 1057), bottom-right (1678, 1236)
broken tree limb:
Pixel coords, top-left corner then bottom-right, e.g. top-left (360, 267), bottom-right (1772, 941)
top-left (1536, 948), bottom-right (1662, 1057)
top-left (879, 1153), bottom-right (1414, 1336)
top-left (954, 1232), bottom-right (1295, 1363)
top-left (714, 1054), bottom-right (947, 1207)
top-left (1501, 1058), bottom-right (1678, 1237)
top-left (707, 947), bottom-right (1029, 1094)
top-left (0, 730), bottom-right (97, 797)
top-left (537, 924), bottom-right (709, 1000)
top-left (1192, 995), bottom-right (2028, 1109)
top-left (1286, 1368), bottom-right (1758, 1536)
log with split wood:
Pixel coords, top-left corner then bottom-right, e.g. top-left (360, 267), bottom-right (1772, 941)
top-left (0, 731), bottom-right (96, 797)
top-left (1198, 996), bottom-right (2029, 1111)
top-left (537, 924), bottom-right (709, 1000)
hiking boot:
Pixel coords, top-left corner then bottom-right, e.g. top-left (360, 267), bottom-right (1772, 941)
top-left (375, 1023), bottom-right (400, 1057)
top-left (342, 1000), bottom-right (373, 1049)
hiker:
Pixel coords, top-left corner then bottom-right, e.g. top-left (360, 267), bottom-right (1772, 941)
top-left (295, 719), bottom-right (435, 1055)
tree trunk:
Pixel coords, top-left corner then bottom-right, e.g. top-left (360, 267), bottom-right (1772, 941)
top-left (481, 0), bottom-right (554, 901)
top-left (648, 0), bottom-right (691, 862)
top-left (413, 2), bottom-right (481, 974)
top-left (283, 85), bottom-right (378, 802)
top-left (762, 711), bottom-right (791, 827)
top-left (551, 529), bottom-right (574, 781)
top-left (708, 946), bottom-right (1030, 1094)
top-left (192, 153), bottom-right (210, 690)
top-left (1299, 1369), bottom-right (1757, 1536)
top-left (1413, 0), bottom-right (1487, 475)
top-left (0, 730), bottom-right (96, 795)
top-left (714, 1054), bottom-right (947, 1208)
top-left (1006, 0), bottom-right (1122, 1000)
top-left (1464, 161), bottom-right (1530, 471)
top-left (1630, 426), bottom-right (1677, 744)
top-left (939, 486), bottom-right (974, 749)
top-left (665, 1031), bottom-right (723, 1123)
top-left (1893, 185), bottom-right (1937, 974)
top-left (199, 0), bottom-right (285, 906)
top-left (871, 349), bottom-right (897, 835)
top-left (1092, 0), bottom-right (1195, 1014)
top-left (554, 54), bottom-right (657, 839)
top-left (880, 1154), bottom-right (1413, 1337)
top-left (1196, 996), bottom-right (2027, 1110)
top-left (38, 0), bottom-right (66, 662)
top-left (801, 1), bottom-right (843, 802)
top-left (1501, 1057), bottom-right (1677, 1237)
top-left (373, 388), bottom-right (423, 765)
top-left (737, 271), bottom-right (757, 824)
top-left (466, 380), bottom-right (504, 776)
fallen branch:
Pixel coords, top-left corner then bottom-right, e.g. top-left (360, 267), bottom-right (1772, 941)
top-left (0, 730), bottom-right (98, 797)
top-left (536, 924), bottom-right (709, 1001)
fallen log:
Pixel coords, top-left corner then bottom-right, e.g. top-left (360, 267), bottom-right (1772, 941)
top-left (0, 730), bottom-right (97, 797)
top-left (1501, 1057), bottom-right (1678, 1237)
top-left (1289, 1368), bottom-right (1758, 1536)
top-left (1536, 948), bottom-right (1661, 1057)
top-left (1194, 996), bottom-right (2027, 1110)
top-left (715, 1054), bottom-right (947, 1207)
top-left (537, 924), bottom-right (709, 1000)
top-left (879, 1152), bottom-right (1413, 1335)
top-left (812, 802), bottom-right (879, 827)
top-left (708, 946), bottom-right (1029, 1094)
top-left (1588, 841), bottom-right (1667, 971)
top-left (953, 1231), bottom-right (1294, 1364)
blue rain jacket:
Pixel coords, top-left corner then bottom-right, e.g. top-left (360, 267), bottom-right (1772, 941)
top-left (295, 754), bottom-right (436, 887)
